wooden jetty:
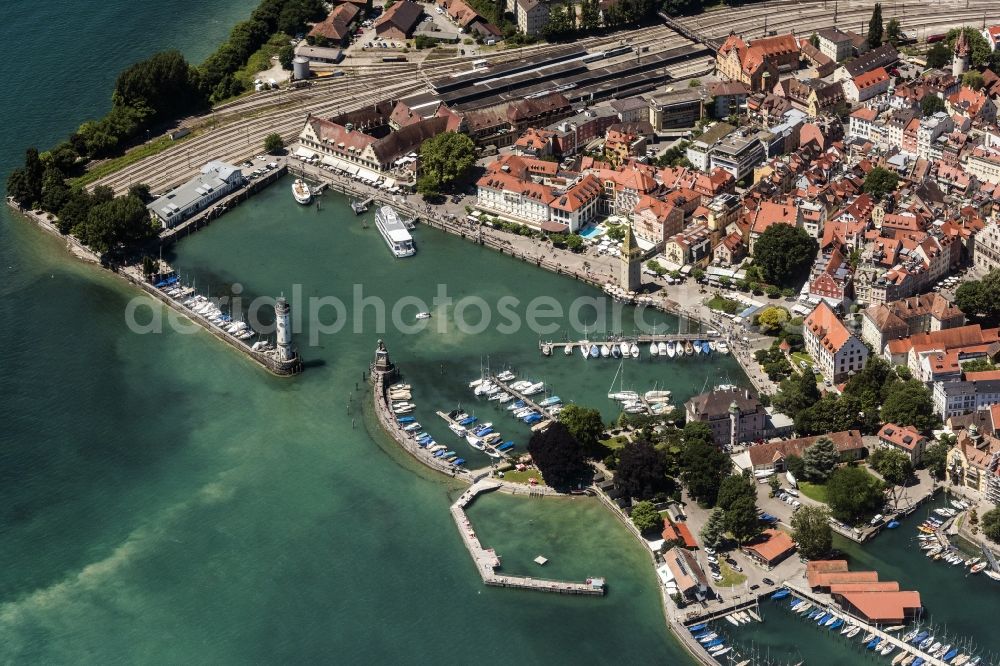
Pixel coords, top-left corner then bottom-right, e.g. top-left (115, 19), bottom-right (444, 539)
top-left (487, 375), bottom-right (553, 433)
top-left (452, 481), bottom-right (605, 596)
top-left (784, 583), bottom-right (949, 666)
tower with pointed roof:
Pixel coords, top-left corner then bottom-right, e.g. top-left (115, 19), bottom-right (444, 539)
top-left (953, 30), bottom-right (970, 78)
top-left (620, 225), bottom-right (642, 293)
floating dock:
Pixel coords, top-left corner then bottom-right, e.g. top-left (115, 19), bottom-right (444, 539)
top-left (452, 481), bottom-right (605, 595)
top-left (487, 374), bottom-right (553, 433)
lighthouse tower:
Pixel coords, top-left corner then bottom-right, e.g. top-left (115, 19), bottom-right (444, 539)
top-left (275, 296), bottom-right (294, 362)
top-left (953, 30), bottom-right (970, 78)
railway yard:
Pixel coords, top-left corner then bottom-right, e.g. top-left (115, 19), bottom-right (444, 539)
top-left (90, 0), bottom-right (1000, 198)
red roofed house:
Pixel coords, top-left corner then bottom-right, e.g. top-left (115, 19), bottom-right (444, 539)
top-left (804, 301), bottom-right (869, 383)
top-left (732, 430), bottom-right (865, 474)
top-left (662, 546), bottom-right (710, 599)
top-left (716, 32), bottom-right (799, 92)
top-left (631, 194), bottom-right (683, 248)
top-left (747, 200), bottom-right (800, 253)
top-left (374, 0), bottom-right (424, 39)
top-left (947, 85), bottom-right (997, 123)
top-left (741, 528), bottom-right (796, 568)
top-left (661, 519), bottom-right (698, 549)
top-left (713, 231), bottom-right (746, 266)
top-left (876, 423), bottom-right (929, 464)
top-left (309, 3), bottom-right (360, 46)
top-left (836, 591), bottom-right (922, 624)
top-left (843, 67), bottom-right (891, 103)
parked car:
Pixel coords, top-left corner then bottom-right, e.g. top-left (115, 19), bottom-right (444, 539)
top-left (762, 578), bottom-right (775, 586)
top-left (750, 584), bottom-right (760, 591)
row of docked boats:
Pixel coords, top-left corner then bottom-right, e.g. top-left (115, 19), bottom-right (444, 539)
top-left (155, 275), bottom-right (269, 349)
top-left (901, 627), bottom-right (982, 665)
top-left (784, 589), bottom-right (983, 666)
top-left (391, 383), bottom-right (467, 468)
top-left (543, 338), bottom-right (728, 358)
top-left (687, 623), bottom-right (733, 659)
top-left (468, 371), bottom-right (561, 427)
top-left (721, 610), bottom-right (760, 626)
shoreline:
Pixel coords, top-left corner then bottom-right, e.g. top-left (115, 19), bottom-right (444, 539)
top-left (4, 197), bottom-right (302, 378)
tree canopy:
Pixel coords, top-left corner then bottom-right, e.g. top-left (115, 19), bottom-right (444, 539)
top-left (920, 94), bottom-right (946, 116)
top-left (955, 270), bottom-right (1000, 323)
top-left (868, 447), bottom-right (913, 488)
top-left (681, 437), bottom-right (731, 507)
top-left (559, 405), bottom-right (605, 453)
top-left (264, 132), bottom-right (284, 154)
top-left (615, 439), bottom-right (671, 500)
top-left (802, 436), bottom-right (838, 483)
top-left (867, 3), bottom-right (883, 48)
top-left (752, 224), bottom-right (818, 288)
top-left (772, 368), bottom-right (821, 418)
top-left (983, 507), bottom-right (1000, 543)
top-left (826, 466), bottom-right (885, 525)
top-left (700, 508), bottom-right (726, 548)
top-left (757, 306), bottom-right (790, 334)
top-left (794, 394), bottom-right (862, 436)
top-left (724, 495), bottom-right (762, 545)
top-left (791, 505), bottom-right (833, 559)
top-left (630, 500), bottom-right (663, 534)
top-left (785, 454), bottom-right (805, 482)
top-left (862, 166), bottom-right (899, 199)
top-left (880, 379), bottom-right (939, 433)
top-left (716, 473), bottom-right (757, 512)
top-left (527, 422), bottom-right (590, 490)
top-left (922, 439), bottom-right (950, 480)
top-left (418, 132), bottom-right (477, 195)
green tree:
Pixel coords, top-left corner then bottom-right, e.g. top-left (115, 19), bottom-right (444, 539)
top-left (752, 224), bottom-right (819, 288)
top-left (867, 2), bottom-right (883, 48)
top-left (629, 500), bottom-right (662, 534)
top-left (700, 508), bottom-right (726, 548)
top-left (757, 306), bottom-right (789, 334)
top-left (278, 45), bottom-right (295, 70)
top-left (527, 422), bottom-right (590, 489)
top-left (923, 438), bottom-right (950, 480)
top-left (772, 368), bottom-right (821, 419)
top-left (56, 187), bottom-right (94, 234)
top-left (127, 183), bottom-right (152, 203)
top-left (826, 466), bottom-right (885, 525)
top-left (955, 271), bottom-right (1000, 322)
top-left (809, 33), bottom-right (819, 48)
top-left (791, 505), bottom-right (833, 559)
top-left (614, 439), bottom-right (671, 500)
top-left (926, 42), bottom-right (952, 69)
top-left (768, 474), bottom-right (781, 497)
top-left (947, 27), bottom-right (992, 67)
top-left (724, 495), bottom-right (762, 544)
top-left (419, 132), bottom-right (476, 193)
top-left (962, 70), bottom-right (985, 91)
top-left (264, 132), bottom-right (284, 154)
top-left (982, 507), bottom-right (1000, 543)
top-left (5, 168), bottom-right (31, 206)
top-left (77, 194), bottom-right (156, 255)
top-left (802, 436), bottom-right (839, 483)
top-left (40, 165), bottom-right (69, 213)
top-left (559, 404), bottom-right (605, 452)
top-left (579, 0), bottom-right (600, 31)
top-left (885, 18), bottom-right (903, 46)
top-left (868, 448), bottom-right (913, 488)
top-left (961, 358), bottom-right (996, 372)
top-left (862, 166), bottom-right (899, 199)
top-left (920, 94), bottom-right (946, 116)
top-left (785, 454), bottom-right (805, 482)
top-left (23, 148), bottom-right (44, 206)
top-left (716, 473), bottom-right (756, 511)
top-left (881, 379), bottom-right (939, 433)
top-left (681, 437), bottom-right (731, 506)
top-left (796, 394), bottom-right (863, 435)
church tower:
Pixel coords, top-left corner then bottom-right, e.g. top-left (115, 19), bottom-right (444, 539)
top-left (620, 226), bottom-right (642, 293)
top-left (953, 30), bottom-right (970, 78)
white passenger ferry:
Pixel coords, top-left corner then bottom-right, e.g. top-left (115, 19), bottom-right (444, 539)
top-left (375, 205), bottom-right (415, 258)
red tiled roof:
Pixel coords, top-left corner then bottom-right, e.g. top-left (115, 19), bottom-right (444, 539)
top-left (805, 301), bottom-right (853, 355)
top-left (742, 529), bottom-right (795, 564)
top-left (877, 423), bottom-right (927, 451)
top-left (829, 582), bottom-right (900, 593)
top-left (838, 591), bottom-right (921, 622)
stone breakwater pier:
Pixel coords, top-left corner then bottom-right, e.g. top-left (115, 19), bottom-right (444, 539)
top-left (453, 481), bottom-right (606, 596)
top-left (368, 341), bottom-right (605, 596)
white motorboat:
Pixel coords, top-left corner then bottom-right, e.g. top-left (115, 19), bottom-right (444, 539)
top-left (657, 341), bottom-right (667, 356)
top-left (448, 423), bottom-right (466, 436)
top-left (600, 344), bottom-right (611, 358)
top-left (564, 343), bottom-right (574, 356)
top-left (618, 342), bottom-right (630, 357)
top-left (510, 380), bottom-right (532, 391)
top-left (649, 342), bottom-right (659, 357)
top-left (522, 382), bottom-right (545, 396)
top-left (497, 371), bottom-right (515, 382)
top-left (468, 377), bottom-right (485, 388)
top-left (415, 312), bottom-right (431, 320)
top-left (629, 343), bottom-right (639, 358)
top-left (644, 390), bottom-right (672, 402)
top-left (292, 178), bottom-right (312, 204)
top-left (610, 391), bottom-right (640, 402)
top-left (666, 341), bottom-right (676, 358)
top-left (717, 341), bottom-right (730, 355)
top-left (375, 205), bottom-right (416, 258)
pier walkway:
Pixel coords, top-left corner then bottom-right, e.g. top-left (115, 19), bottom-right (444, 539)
top-left (783, 583), bottom-right (948, 666)
top-left (452, 481), bottom-right (606, 595)
top-left (487, 375), bottom-right (553, 433)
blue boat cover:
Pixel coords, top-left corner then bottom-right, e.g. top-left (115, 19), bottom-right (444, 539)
top-left (687, 623), bottom-right (707, 633)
